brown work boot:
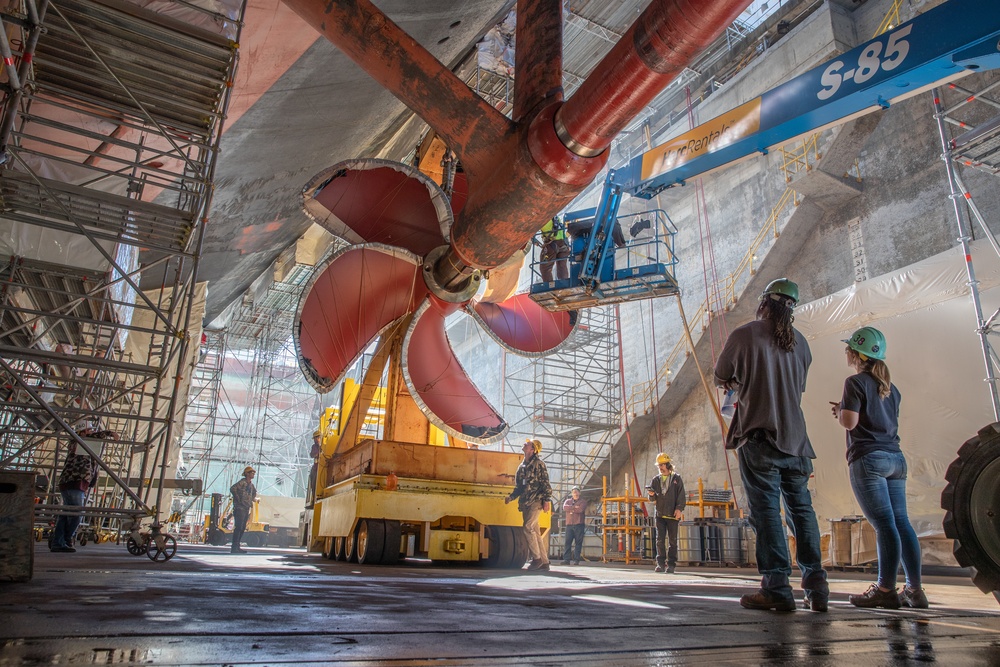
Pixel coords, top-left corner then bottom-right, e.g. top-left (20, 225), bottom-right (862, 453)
top-left (740, 589), bottom-right (796, 612)
top-left (850, 583), bottom-right (900, 609)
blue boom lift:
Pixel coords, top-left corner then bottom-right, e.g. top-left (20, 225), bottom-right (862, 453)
top-left (530, 0), bottom-right (1000, 313)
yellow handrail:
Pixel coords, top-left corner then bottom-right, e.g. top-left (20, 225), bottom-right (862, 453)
top-left (874, 0), bottom-right (903, 38)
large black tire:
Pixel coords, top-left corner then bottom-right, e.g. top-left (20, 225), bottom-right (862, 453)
top-left (942, 422), bottom-right (1000, 596)
top-left (357, 519), bottom-right (385, 565)
top-left (509, 525), bottom-right (530, 569)
top-left (381, 520), bottom-right (402, 565)
top-left (345, 523), bottom-right (360, 563)
top-left (483, 525), bottom-right (514, 568)
top-left (334, 535), bottom-right (347, 561)
top-left (322, 537), bottom-right (337, 560)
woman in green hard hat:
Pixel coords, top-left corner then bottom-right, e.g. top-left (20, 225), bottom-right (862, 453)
top-left (831, 326), bottom-right (928, 610)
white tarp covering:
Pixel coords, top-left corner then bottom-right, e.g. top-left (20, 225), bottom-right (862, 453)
top-left (795, 239), bottom-right (1000, 551)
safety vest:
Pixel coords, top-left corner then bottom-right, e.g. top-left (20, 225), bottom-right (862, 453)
top-left (541, 218), bottom-right (566, 241)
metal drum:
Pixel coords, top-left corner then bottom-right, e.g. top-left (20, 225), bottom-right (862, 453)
top-left (720, 522), bottom-right (744, 564)
top-left (677, 521), bottom-right (702, 563)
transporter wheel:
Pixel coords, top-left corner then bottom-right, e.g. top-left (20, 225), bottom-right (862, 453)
top-left (322, 537), bottom-right (337, 560)
top-left (345, 523), bottom-right (360, 563)
top-left (483, 525), bottom-right (515, 568)
top-left (509, 526), bottom-right (530, 569)
top-left (942, 422), bottom-right (1000, 597)
top-left (333, 535), bottom-right (347, 561)
top-left (356, 519), bottom-right (385, 565)
top-left (381, 520), bottom-right (402, 565)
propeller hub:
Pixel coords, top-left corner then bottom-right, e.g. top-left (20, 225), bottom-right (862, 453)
top-left (423, 245), bottom-right (481, 303)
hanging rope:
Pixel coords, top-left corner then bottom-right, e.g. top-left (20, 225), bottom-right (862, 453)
top-left (615, 304), bottom-right (649, 515)
top-left (674, 293), bottom-right (740, 512)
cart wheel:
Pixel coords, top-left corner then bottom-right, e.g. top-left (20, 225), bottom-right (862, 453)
top-left (147, 534), bottom-right (177, 562)
top-left (334, 535), bottom-right (347, 561)
top-left (79, 535), bottom-right (87, 547)
top-left (483, 525), bottom-right (515, 568)
top-left (126, 536), bottom-right (147, 555)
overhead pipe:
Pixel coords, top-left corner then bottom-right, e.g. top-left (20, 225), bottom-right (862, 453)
top-left (556, 0), bottom-right (753, 157)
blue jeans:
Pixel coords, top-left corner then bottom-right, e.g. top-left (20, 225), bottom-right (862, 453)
top-left (52, 489), bottom-right (87, 548)
top-left (738, 440), bottom-right (828, 601)
top-left (563, 523), bottom-right (585, 562)
top-left (849, 450), bottom-right (922, 589)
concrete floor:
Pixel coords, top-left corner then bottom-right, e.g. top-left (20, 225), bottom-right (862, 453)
top-left (3, 543), bottom-right (1000, 666)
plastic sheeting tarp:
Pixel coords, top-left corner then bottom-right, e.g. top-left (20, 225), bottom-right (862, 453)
top-left (795, 239), bottom-right (1000, 549)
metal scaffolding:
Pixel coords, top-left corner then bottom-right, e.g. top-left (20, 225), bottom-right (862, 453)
top-left (502, 306), bottom-right (621, 501)
top-left (0, 0), bottom-right (242, 553)
top-left (174, 260), bottom-right (326, 536)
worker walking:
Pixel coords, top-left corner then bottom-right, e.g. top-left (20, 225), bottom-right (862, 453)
top-left (50, 440), bottom-right (99, 553)
top-left (646, 453), bottom-right (685, 573)
top-left (561, 486), bottom-right (587, 565)
top-left (506, 439), bottom-right (552, 571)
top-left (832, 327), bottom-right (928, 609)
top-left (230, 466), bottom-right (257, 554)
top-left (714, 278), bottom-right (829, 612)
top-left (539, 215), bottom-right (570, 282)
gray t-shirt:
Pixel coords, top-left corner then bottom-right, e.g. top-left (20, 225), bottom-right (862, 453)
top-left (714, 318), bottom-right (815, 458)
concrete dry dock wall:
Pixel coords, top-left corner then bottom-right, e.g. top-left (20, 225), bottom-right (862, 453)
top-left (598, 0), bottom-right (1000, 563)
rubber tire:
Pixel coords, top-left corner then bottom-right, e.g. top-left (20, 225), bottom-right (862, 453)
top-left (334, 536), bottom-right (347, 561)
top-left (322, 537), bottom-right (337, 560)
top-left (345, 523), bottom-right (360, 563)
top-left (509, 525), bottom-right (530, 570)
top-left (357, 519), bottom-right (385, 565)
top-left (207, 529), bottom-right (228, 546)
top-left (381, 520), bottom-right (402, 565)
top-left (483, 525), bottom-right (514, 568)
top-left (942, 422), bottom-right (1000, 595)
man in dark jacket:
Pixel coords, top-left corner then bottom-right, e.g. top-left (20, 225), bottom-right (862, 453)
top-left (506, 439), bottom-right (552, 571)
top-left (714, 277), bottom-right (829, 613)
top-left (230, 466), bottom-right (257, 554)
top-left (646, 452), bottom-right (685, 573)
top-left (51, 440), bottom-right (99, 553)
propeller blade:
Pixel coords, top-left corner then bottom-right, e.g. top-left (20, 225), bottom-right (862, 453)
top-left (295, 244), bottom-right (427, 392)
top-left (469, 293), bottom-right (577, 356)
top-left (303, 158), bottom-right (452, 255)
top-left (402, 298), bottom-right (507, 445)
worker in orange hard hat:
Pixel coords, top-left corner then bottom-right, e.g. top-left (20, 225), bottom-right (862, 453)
top-left (229, 465), bottom-right (257, 554)
top-left (506, 438), bottom-right (552, 571)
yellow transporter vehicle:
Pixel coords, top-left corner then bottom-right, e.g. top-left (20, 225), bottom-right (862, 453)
top-left (309, 325), bottom-right (548, 567)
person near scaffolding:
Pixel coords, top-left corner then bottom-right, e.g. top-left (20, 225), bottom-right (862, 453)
top-left (230, 466), bottom-right (257, 554)
top-left (646, 453), bottom-right (685, 573)
top-left (505, 439), bottom-right (552, 571)
top-left (538, 215), bottom-right (570, 282)
top-left (306, 428), bottom-right (322, 508)
top-left (561, 486), bottom-right (587, 565)
top-left (50, 439), bottom-right (99, 553)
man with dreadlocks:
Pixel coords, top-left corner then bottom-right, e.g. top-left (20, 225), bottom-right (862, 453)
top-left (714, 278), bottom-right (829, 613)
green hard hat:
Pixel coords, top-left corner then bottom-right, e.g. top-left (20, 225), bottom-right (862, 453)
top-left (761, 278), bottom-right (799, 305)
top-left (843, 326), bottom-right (886, 360)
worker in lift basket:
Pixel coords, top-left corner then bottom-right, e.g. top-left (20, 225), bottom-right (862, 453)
top-left (505, 439), bottom-right (552, 571)
top-left (539, 215), bottom-right (570, 282)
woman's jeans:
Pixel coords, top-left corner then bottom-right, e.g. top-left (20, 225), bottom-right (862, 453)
top-left (738, 440), bottom-right (828, 601)
top-left (52, 489), bottom-right (86, 548)
top-left (849, 450), bottom-right (922, 589)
